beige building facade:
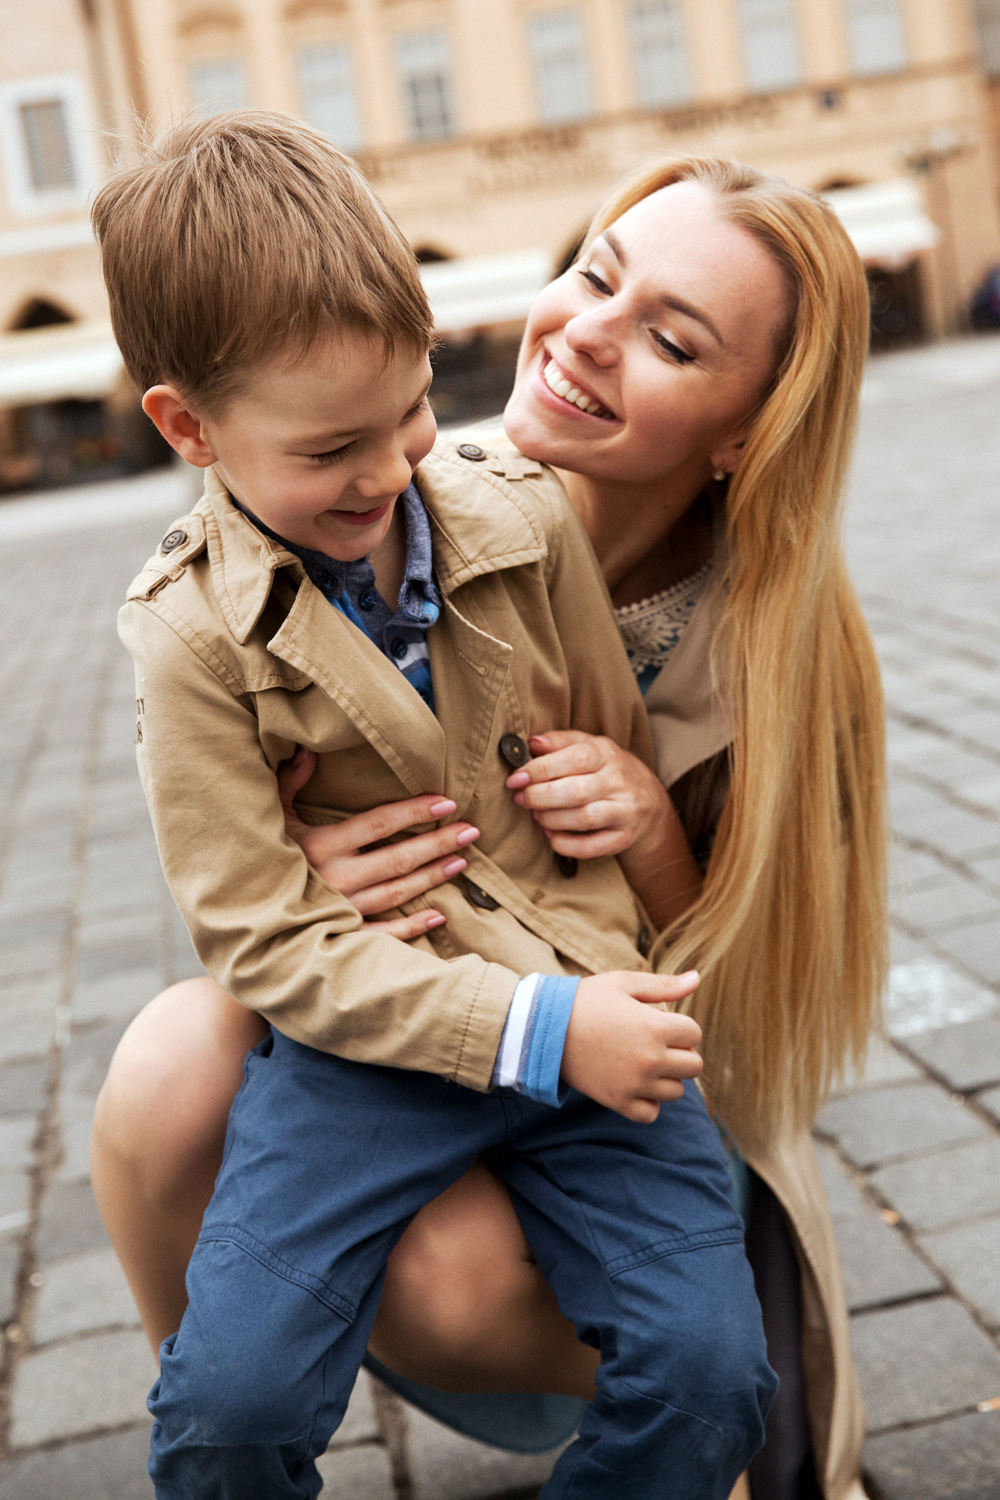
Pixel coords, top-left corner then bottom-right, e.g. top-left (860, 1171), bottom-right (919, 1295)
top-left (2, 0), bottom-right (1000, 477)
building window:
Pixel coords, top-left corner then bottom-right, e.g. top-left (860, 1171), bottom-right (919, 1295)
top-left (738, 0), bottom-right (801, 92)
top-left (19, 100), bottom-right (75, 190)
top-left (0, 74), bottom-right (94, 217)
top-left (296, 42), bottom-right (362, 151)
top-left (845, 0), bottom-right (906, 75)
top-left (528, 10), bottom-right (593, 124)
top-left (630, 1), bottom-right (691, 108)
top-left (395, 30), bottom-right (456, 140)
top-left (188, 56), bottom-right (250, 116)
top-left (974, 0), bottom-right (1000, 77)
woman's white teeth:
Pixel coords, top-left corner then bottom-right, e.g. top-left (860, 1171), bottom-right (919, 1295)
top-left (543, 359), bottom-right (610, 417)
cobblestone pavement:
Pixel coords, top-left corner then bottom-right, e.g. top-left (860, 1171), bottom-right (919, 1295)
top-left (0, 336), bottom-right (999, 1497)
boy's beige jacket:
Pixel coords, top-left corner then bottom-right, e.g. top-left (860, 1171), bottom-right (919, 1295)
top-left (119, 441), bottom-right (654, 1092)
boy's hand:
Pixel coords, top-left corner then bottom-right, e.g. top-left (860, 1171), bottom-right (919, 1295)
top-left (506, 731), bottom-right (670, 861)
top-left (278, 748), bottom-right (479, 941)
top-left (560, 971), bottom-right (702, 1123)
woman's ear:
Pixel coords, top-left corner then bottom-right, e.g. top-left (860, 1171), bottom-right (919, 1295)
top-left (142, 386), bottom-right (218, 468)
top-left (709, 433), bottom-right (747, 479)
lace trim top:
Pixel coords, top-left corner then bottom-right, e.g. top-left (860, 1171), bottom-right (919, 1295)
top-left (614, 559), bottom-right (713, 682)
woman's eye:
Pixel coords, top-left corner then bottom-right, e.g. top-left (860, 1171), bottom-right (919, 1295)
top-left (579, 267), bottom-right (613, 296)
top-left (310, 443), bottom-right (354, 466)
top-left (652, 331), bottom-right (696, 366)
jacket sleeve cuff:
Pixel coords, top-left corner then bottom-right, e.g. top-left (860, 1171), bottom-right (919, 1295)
top-left (490, 973), bottom-right (579, 1108)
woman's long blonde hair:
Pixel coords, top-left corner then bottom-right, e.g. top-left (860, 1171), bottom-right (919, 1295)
top-left (588, 157), bottom-right (888, 1147)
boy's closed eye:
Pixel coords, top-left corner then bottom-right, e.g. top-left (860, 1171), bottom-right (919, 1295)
top-left (306, 395), bottom-right (432, 465)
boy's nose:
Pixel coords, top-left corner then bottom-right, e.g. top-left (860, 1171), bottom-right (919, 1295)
top-left (355, 452), bottom-right (413, 500)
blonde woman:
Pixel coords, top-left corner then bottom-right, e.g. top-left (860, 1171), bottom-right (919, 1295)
top-left (92, 158), bottom-right (885, 1499)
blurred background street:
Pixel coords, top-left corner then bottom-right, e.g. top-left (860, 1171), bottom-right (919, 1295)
top-left (0, 334), bottom-right (997, 1498)
top-left (3, 0), bottom-right (1000, 1494)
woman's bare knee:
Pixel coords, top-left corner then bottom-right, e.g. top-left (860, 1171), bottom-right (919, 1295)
top-left (92, 977), bottom-right (266, 1193)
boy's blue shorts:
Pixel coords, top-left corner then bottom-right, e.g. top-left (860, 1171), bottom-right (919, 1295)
top-left (148, 1029), bottom-right (777, 1499)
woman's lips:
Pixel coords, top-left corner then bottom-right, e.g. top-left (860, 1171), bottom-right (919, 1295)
top-left (535, 354), bottom-right (618, 422)
top-left (335, 500), bottom-right (393, 527)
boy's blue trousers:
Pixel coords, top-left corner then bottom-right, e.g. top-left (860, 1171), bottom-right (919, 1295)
top-left (147, 1031), bottom-right (777, 1499)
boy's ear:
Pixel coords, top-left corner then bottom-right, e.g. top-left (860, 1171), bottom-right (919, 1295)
top-left (142, 386), bottom-right (218, 468)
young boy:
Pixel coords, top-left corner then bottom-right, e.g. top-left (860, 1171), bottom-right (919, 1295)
top-left (99, 112), bottom-right (775, 1498)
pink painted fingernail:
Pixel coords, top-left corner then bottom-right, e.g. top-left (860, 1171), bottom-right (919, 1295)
top-left (455, 826), bottom-right (480, 846)
top-left (443, 858), bottom-right (467, 877)
top-left (506, 771), bottom-right (530, 788)
top-left (429, 799), bottom-right (456, 817)
top-left (426, 913), bottom-right (447, 928)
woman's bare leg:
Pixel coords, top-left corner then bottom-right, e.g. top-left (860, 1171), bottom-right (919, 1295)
top-left (371, 1160), bottom-right (599, 1399)
top-left (90, 978), bottom-right (268, 1352)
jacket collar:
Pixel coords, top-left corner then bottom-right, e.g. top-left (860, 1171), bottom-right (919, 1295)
top-left (197, 445), bottom-right (549, 645)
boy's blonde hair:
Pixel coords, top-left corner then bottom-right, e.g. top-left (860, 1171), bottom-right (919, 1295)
top-left (92, 111), bottom-right (434, 410)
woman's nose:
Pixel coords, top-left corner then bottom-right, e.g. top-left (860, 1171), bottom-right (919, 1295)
top-left (564, 308), bottom-right (619, 367)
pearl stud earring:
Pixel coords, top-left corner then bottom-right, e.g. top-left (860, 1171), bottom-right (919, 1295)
top-left (713, 468), bottom-right (727, 482)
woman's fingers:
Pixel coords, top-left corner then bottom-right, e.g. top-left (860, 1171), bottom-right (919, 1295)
top-left (276, 746), bottom-right (317, 822)
top-left (350, 850), bottom-right (474, 916)
top-left (339, 824), bottom-right (478, 901)
top-left (364, 910), bottom-right (447, 940)
top-left (506, 739), bottom-right (606, 791)
top-left (514, 772), bottom-right (610, 812)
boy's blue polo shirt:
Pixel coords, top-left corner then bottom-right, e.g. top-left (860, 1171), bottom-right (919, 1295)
top-left (236, 482), bottom-right (577, 1108)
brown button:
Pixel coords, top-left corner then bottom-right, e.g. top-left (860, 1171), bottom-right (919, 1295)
top-left (464, 878), bottom-right (500, 912)
top-left (637, 925), bottom-right (650, 957)
top-left (499, 734), bottom-right (529, 769)
top-left (160, 529), bottom-right (187, 554)
top-left (457, 443), bottom-right (487, 461)
top-left (555, 854), bottom-right (578, 879)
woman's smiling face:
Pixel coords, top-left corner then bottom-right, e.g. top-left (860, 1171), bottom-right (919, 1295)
top-left (504, 180), bottom-right (793, 491)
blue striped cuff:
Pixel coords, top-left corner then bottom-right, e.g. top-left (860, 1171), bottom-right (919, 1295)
top-left (490, 974), bottom-right (579, 1108)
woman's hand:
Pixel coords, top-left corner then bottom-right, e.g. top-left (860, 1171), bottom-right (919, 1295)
top-left (505, 731), bottom-right (670, 861)
top-left (277, 748), bottom-right (479, 941)
top-left (505, 731), bottom-right (703, 930)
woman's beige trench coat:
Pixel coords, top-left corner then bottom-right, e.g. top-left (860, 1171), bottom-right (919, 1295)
top-left (644, 555), bottom-right (867, 1500)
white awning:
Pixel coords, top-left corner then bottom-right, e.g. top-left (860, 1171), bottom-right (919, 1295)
top-left (822, 179), bottom-right (940, 270)
top-left (0, 320), bottom-right (124, 409)
top-left (420, 248), bottom-right (553, 333)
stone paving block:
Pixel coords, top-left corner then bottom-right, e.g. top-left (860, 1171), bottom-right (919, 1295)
top-left (315, 1443), bottom-right (394, 1497)
top-left (828, 1034), bottom-right (923, 1095)
top-left (10, 1328), bottom-right (157, 1448)
top-left (919, 1215), bottom-right (1000, 1330)
top-left (833, 1212), bottom-right (941, 1311)
top-left (65, 1020), bottom-right (128, 1099)
top-left (894, 800), bottom-right (1000, 860)
top-left (0, 1241), bottom-right (20, 1323)
top-left (900, 1014), bottom-right (1000, 1092)
top-left (815, 1083), bottom-right (987, 1168)
top-left (814, 1144), bottom-right (868, 1219)
top-left (934, 921), bottom-right (1000, 989)
top-left (0, 1058), bottom-right (47, 1116)
top-left (37, 1180), bottom-right (110, 1262)
top-left (0, 1423), bottom-right (153, 1500)
top-left (406, 1404), bottom-right (566, 1500)
top-left (76, 935), bottom-right (162, 984)
top-left (890, 846), bottom-right (953, 893)
top-left (33, 1247), bottom-right (140, 1345)
top-left (0, 1011), bottom-right (53, 1065)
top-left (885, 955), bottom-right (1000, 1037)
top-left (978, 1084), bottom-right (1000, 1125)
top-left (851, 1297), bottom-right (1000, 1432)
top-left (0, 1171), bottom-right (31, 1237)
top-left (72, 966), bottom-right (164, 1026)
top-left (865, 1408), bottom-right (1000, 1500)
top-left (0, 1115), bottom-right (38, 1171)
top-left (872, 1136), bottom-right (1000, 1231)
top-left (898, 874), bottom-right (1000, 928)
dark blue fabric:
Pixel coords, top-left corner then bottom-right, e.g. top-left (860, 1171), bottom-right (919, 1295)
top-left (235, 484), bottom-right (441, 711)
top-left (148, 1033), bottom-right (776, 1498)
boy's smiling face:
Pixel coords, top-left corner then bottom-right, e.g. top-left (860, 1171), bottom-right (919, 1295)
top-left (144, 330), bottom-right (437, 561)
